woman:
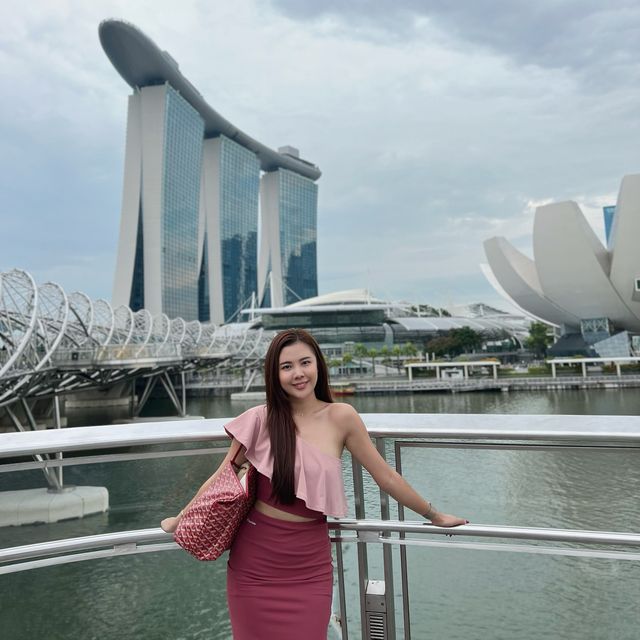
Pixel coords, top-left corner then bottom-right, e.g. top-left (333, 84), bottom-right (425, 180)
top-left (162, 329), bottom-right (467, 639)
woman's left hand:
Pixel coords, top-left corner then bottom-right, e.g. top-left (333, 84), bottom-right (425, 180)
top-left (160, 516), bottom-right (181, 533)
top-left (428, 512), bottom-right (469, 527)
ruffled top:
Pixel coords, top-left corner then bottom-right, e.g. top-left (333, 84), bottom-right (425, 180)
top-left (224, 404), bottom-right (348, 518)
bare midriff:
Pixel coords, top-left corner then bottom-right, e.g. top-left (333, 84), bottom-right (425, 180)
top-left (254, 499), bottom-right (316, 522)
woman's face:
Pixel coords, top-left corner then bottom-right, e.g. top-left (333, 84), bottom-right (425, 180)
top-left (278, 341), bottom-right (318, 400)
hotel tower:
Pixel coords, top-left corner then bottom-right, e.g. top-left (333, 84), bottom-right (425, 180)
top-left (100, 20), bottom-right (320, 323)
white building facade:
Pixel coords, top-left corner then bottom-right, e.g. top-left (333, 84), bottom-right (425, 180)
top-left (483, 173), bottom-right (640, 350)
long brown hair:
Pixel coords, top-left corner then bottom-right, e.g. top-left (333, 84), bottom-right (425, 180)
top-left (264, 329), bottom-right (333, 503)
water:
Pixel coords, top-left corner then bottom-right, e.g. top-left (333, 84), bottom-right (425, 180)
top-left (1, 389), bottom-right (639, 639)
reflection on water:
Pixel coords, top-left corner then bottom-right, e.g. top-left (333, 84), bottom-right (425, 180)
top-left (2, 390), bottom-right (639, 640)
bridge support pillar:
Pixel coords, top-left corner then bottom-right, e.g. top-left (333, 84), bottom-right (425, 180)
top-left (135, 371), bottom-right (187, 418)
top-left (0, 486), bottom-right (109, 527)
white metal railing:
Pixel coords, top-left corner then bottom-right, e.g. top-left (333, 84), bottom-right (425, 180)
top-left (4, 413), bottom-right (640, 458)
top-left (3, 520), bottom-right (640, 570)
top-left (1, 414), bottom-right (639, 639)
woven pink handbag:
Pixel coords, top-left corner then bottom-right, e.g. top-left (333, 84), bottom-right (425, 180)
top-left (174, 447), bottom-right (257, 561)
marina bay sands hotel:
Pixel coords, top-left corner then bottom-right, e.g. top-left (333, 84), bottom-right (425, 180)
top-left (100, 20), bottom-right (320, 323)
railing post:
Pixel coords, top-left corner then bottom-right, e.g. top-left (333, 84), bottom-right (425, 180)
top-left (181, 371), bottom-right (187, 416)
top-left (53, 394), bottom-right (63, 490)
top-left (375, 437), bottom-right (396, 640)
top-left (395, 441), bottom-right (412, 639)
top-left (334, 531), bottom-right (349, 640)
top-left (351, 457), bottom-right (369, 640)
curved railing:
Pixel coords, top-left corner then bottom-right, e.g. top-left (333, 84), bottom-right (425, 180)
top-left (1, 414), bottom-right (639, 639)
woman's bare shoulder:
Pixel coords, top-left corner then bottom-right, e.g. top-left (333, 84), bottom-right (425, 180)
top-left (327, 402), bottom-right (360, 428)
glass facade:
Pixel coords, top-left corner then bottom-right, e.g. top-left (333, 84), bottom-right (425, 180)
top-left (129, 203), bottom-right (145, 311)
top-left (603, 205), bottom-right (616, 247)
top-left (261, 308), bottom-right (385, 330)
top-left (279, 170), bottom-right (318, 305)
top-left (219, 136), bottom-right (260, 322)
top-left (593, 330), bottom-right (631, 358)
top-left (161, 85), bottom-right (204, 320)
top-left (197, 232), bottom-right (210, 323)
top-left (121, 82), bottom-right (318, 322)
top-left (580, 317), bottom-right (613, 345)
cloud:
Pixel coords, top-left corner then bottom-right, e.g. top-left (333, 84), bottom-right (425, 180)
top-left (269, 1), bottom-right (640, 84)
top-left (1, 0), bottom-right (639, 312)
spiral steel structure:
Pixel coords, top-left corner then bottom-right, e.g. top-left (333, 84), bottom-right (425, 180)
top-left (0, 269), bottom-right (272, 408)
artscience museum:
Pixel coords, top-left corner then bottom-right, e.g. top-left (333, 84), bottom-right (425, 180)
top-left (483, 173), bottom-right (640, 357)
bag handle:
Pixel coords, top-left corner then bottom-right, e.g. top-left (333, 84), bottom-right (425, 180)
top-left (230, 442), bottom-right (248, 469)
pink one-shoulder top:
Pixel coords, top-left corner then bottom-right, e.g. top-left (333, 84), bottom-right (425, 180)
top-left (224, 404), bottom-right (348, 518)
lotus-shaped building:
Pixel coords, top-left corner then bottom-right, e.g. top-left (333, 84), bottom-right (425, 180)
top-left (483, 174), bottom-right (640, 353)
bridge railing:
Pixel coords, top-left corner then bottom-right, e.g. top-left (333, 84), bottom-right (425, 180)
top-left (0, 269), bottom-right (277, 406)
top-left (1, 413), bottom-right (640, 639)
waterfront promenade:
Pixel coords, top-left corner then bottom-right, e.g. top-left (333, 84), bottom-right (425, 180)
top-left (187, 371), bottom-right (640, 397)
top-left (348, 373), bottom-right (640, 394)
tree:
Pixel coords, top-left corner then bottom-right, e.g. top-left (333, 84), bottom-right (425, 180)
top-left (353, 343), bottom-right (368, 358)
top-left (425, 336), bottom-right (457, 358)
top-left (450, 327), bottom-right (483, 353)
top-left (526, 321), bottom-right (552, 357)
top-left (368, 347), bottom-right (378, 377)
top-left (426, 327), bottom-right (483, 358)
top-left (353, 343), bottom-right (368, 376)
top-left (342, 352), bottom-right (353, 377)
top-left (379, 345), bottom-right (390, 375)
top-left (402, 342), bottom-right (418, 358)
top-left (392, 345), bottom-right (403, 371)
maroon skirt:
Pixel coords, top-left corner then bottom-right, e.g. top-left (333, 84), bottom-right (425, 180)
top-left (226, 508), bottom-right (333, 640)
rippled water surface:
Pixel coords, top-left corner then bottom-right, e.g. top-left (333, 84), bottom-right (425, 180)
top-left (2, 389), bottom-right (639, 639)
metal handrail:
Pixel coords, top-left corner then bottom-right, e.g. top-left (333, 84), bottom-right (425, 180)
top-left (2, 520), bottom-right (640, 575)
top-left (2, 413), bottom-right (640, 460)
top-left (2, 414), bottom-right (639, 639)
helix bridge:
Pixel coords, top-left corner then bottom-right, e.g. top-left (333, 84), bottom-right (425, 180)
top-left (0, 269), bottom-right (272, 422)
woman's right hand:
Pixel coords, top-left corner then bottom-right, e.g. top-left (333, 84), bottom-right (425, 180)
top-left (160, 516), bottom-right (181, 533)
top-left (428, 512), bottom-right (469, 527)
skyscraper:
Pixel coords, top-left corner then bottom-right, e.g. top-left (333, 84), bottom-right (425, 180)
top-left (112, 84), bottom-right (204, 321)
top-left (200, 136), bottom-right (260, 323)
top-left (100, 19), bottom-right (321, 322)
top-left (259, 163), bottom-right (318, 308)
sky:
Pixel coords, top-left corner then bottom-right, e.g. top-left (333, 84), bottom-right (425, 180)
top-left (2, 0), bottom-right (640, 312)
